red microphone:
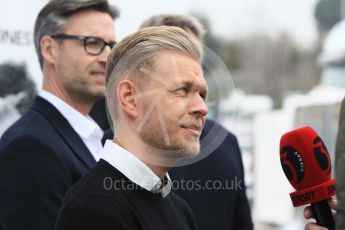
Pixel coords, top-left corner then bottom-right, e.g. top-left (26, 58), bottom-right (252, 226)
top-left (280, 126), bottom-right (336, 229)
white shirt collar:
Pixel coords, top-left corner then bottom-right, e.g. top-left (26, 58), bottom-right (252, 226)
top-left (101, 140), bottom-right (172, 197)
top-left (39, 90), bottom-right (104, 160)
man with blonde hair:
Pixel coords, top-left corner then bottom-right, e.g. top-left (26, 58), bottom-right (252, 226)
top-left (55, 26), bottom-right (207, 229)
top-left (140, 14), bottom-right (253, 230)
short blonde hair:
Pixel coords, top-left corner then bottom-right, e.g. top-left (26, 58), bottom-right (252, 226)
top-left (105, 26), bottom-right (202, 123)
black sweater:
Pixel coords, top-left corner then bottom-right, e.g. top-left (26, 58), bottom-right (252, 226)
top-left (55, 159), bottom-right (198, 230)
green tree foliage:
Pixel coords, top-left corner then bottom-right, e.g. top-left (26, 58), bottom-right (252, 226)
top-left (191, 12), bottom-right (320, 108)
top-left (191, 12), bottom-right (241, 71)
top-left (219, 42), bottom-right (241, 70)
top-left (315, 0), bottom-right (342, 32)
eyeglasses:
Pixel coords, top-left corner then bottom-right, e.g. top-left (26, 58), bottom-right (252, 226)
top-left (51, 34), bottom-right (116, 56)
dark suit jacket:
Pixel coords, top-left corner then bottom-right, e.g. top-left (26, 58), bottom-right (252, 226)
top-left (169, 119), bottom-right (253, 230)
top-left (0, 97), bottom-right (96, 230)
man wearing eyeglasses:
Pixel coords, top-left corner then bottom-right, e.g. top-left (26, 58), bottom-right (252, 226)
top-left (0, 1), bottom-right (119, 229)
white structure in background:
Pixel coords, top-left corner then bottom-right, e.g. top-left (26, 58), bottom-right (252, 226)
top-left (0, 2), bottom-right (44, 135)
top-left (253, 19), bottom-right (345, 229)
top-left (0, 1), bottom-right (44, 86)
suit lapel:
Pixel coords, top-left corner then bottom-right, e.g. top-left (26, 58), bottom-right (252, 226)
top-left (31, 97), bottom-right (96, 169)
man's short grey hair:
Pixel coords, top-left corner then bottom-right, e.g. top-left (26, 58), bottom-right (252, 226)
top-left (34, 0), bottom-right (120, 69)
top-left (139, 14), bottom-right (205, 41)
top-left (105, 26), bottom-right (203, 123)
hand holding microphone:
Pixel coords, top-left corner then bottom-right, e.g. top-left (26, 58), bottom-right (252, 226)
top-left (304, 197), bottom-right (337, 230)
top-left (280, 126), bottom-right (336, 230)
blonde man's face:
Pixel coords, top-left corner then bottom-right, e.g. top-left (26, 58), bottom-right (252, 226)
top-left (136, 51), bottom-right (208, 158)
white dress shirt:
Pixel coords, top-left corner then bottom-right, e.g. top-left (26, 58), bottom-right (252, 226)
top-left (39, 90), bottom-right (104, 161)
top-left (101, 140), bottom-right (172, 197)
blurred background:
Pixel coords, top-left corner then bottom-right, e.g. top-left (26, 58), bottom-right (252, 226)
top-left (1, 0), bottom-right (345, 229)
